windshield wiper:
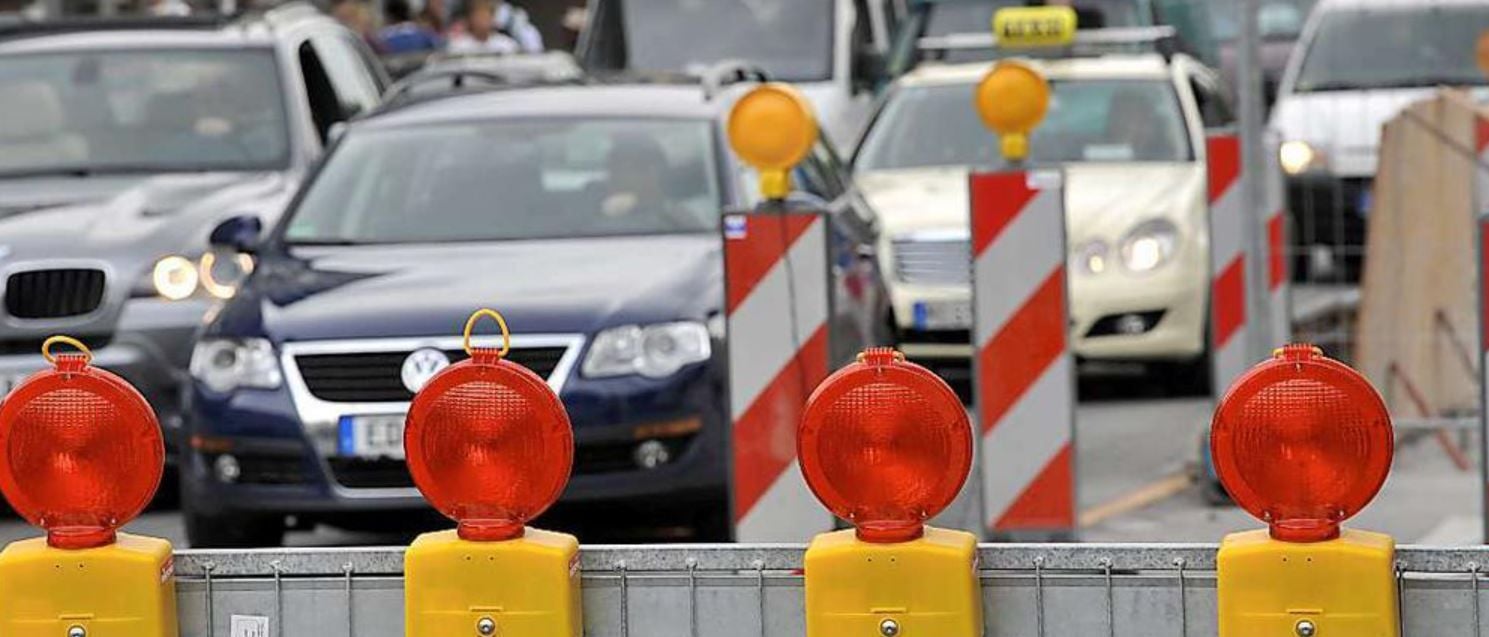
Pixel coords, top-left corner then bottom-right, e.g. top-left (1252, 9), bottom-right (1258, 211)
top-left (286, 238), bottom-right (366, 246)
top-left (1301, 76), bottom-right (1487, 92)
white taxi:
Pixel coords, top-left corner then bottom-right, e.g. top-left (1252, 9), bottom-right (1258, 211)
top-left (853, 51), bottom-right (1233, 377)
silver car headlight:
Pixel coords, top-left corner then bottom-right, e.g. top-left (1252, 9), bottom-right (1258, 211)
top-left (190, 338), bottom-right (282, 393)
top-left (1279, 140), bottom-right (1326, 175)
top-left (1120, 219), bottom-right (1180, 273)
top-left (583, 322), bottom-right (712, 379)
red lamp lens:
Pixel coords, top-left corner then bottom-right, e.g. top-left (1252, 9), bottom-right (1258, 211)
top-left (1211, 344), bottom-right (1393, 542)
top-left (404, 349), bottom-right (573, 541)
top-left (798, 348), bottom-right (972, 543)
top-left (0, 355), bottom-right (164, 549)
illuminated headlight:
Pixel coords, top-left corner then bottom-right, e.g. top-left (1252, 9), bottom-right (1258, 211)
top-left (199, 251), bottom-right (255, 299)
top-left (583, 322), bottom-right (712, 379)
top-left (152, 255), bottom-right (199, 300)
top-left (190, 338), bottom-right (282, 393)
top-left (1279, 140), bottom-right (1324, 175)
top-left (1074, 240), bottom-right (1110, 275)
top-left (1120, 219), bottom-right (1180, 273)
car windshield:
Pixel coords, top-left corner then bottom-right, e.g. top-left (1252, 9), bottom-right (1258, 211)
top-left (0, 48), bottom-right (289, 177)
top-left (283, 119), bottom-right (723, 244)
top-left (856, 78), bottom-right (1190, 171)
top-left (1294, 5), bottom-right (1489, 92)
top-left (619, 0), bottom-right (833, 82)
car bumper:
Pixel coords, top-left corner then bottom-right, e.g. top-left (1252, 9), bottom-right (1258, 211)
top-left (183, 358), bottom-right (729, 518)
top-left (886, 267), bottom-right (1207, 363)
top-left (0, 297), bottom-right (209, 454)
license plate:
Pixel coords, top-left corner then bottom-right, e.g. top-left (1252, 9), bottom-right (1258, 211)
top-left (913, 300), bottom-right (973, 330)
top-left (338, 414), bottom-right (406, 459)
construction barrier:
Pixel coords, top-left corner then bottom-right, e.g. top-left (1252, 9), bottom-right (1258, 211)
top-left (1207, 134), bottom-right (1253, 392)
top-left (969, 170), bottom-right (1076, 540)
top-left (722, 209), bottom-right (836, 542)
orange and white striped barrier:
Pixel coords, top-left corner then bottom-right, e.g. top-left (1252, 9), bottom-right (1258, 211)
top-left (970, 170), bottom-right (1076, 539)
top-left (1208, 134), bottom-right (1253, 392)
top-left (722, 211), bottom-right (836, 542)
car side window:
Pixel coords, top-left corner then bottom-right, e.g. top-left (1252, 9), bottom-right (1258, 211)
top-left (1189, 73), bottom-right (1235, 129)
top-left (297, 41), bottom-right (343, 143)
top-left (311, 34), bottom-right (382, 120)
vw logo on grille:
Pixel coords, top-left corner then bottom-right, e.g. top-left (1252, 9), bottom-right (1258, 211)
top-left (401, 348), bottom-right (451, 393)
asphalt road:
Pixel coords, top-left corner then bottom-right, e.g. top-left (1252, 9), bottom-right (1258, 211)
top-left (0, 381), bottom-right (1478, 547)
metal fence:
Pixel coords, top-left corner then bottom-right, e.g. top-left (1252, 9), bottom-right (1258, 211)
top-left (172, 544), bottom-right (1489, 637)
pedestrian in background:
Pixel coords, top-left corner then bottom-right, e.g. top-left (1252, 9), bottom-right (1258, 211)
top-left (331, 0), bottom-right (384, 52)
top-left (376, 0), bottom-right (443, 54)
top-left (447, 0), bottom-right (521, 54)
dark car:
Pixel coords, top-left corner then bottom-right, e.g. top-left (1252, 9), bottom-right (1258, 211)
top-left (0, 6), bottom-right (387, 451)
top-left (181, 76), bottom-right (891, 547)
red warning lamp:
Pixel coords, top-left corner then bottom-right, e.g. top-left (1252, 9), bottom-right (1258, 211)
top-left (0, 336), bottom-right (164, 549)
top-left (1211, 344), bottom-right (1393, 543)
top-left (798, 348), bottom-right (973, 543)
top-left (404, 309), bottom-right (573, 541)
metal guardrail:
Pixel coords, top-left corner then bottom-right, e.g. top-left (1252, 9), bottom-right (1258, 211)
top-left (174, 543), bottom-right (1489, 637)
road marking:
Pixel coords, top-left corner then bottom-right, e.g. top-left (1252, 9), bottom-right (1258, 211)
top-left (1415, 515), bottom-right (1482, 545)
top-left (1079, 472), bottom-right (1193, 528)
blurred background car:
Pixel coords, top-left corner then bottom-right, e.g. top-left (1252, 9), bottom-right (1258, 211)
top-left (1209, 0), bottom-right (1315, 107)
top-left (576, 0), bottom-right (899, 146)
top-left (0, 4), bottom-right (385, 464)
top-left (180, 72), bottom-right (891, 547)
top-left (1270, 0), bottom-right (1489, 283)
top-left (854, 46), bottom-right (1230, 392)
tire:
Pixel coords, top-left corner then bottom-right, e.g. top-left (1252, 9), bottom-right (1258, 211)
top-left (184, 507), bottom-right (285, 548)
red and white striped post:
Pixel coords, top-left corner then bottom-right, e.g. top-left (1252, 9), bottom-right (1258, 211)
top-left (1208, 134), bottom-right (1254, 391)
top-left (722, 210), bottom-right (836, 542)
top-left (1263, 136), bottom-right (1291, 350)
top-left (970, 170), bottom-right (1076, 539)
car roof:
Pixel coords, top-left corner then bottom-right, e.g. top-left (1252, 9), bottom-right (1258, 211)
top-left (901, 54), bottom-right (1174, 86)
top-left (0, 27), bottom-right (278, 53)
top-left (364, 82), bottom-right (728, 129)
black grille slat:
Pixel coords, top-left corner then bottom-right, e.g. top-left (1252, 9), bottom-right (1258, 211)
top-left (5, 268), bottom-right (106, 319)
top-left (295, 346), bottom-right (568, 402)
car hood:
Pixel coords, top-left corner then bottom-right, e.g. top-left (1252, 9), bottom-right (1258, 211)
top-left (856, 163), bottom-right (1204, 243)
top-left (0, 174), bottom-right (153, 219)
top-left (225, 234), bottom-right (724, 343)
top-left (1269, 88), bottom-right (1455, 177)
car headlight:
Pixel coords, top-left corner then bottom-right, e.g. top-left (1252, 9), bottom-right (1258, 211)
top-left (136, 251), bottom-right (255, 301)
top-left (190, 338), bottom-right (282, 393)
top-left (1120, 219), bottom-right (1180, 273)
top-left (152, 255), bottom-right (199, 300)
top-left (1074, 240), bottom-right (1110, 275)
top-left (583, 322), bottom-right (712, 379)
top-left (1279, 140), bottom-right (1325, 175)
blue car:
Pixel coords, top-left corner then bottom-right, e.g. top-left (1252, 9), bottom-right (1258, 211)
top-left (181, 76), bottom-right (891, 546)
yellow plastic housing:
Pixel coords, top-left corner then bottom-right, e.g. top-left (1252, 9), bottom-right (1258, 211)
top-left (804, 526), bottom-right (982, 637)
top-left (0, 533), bottom-right (178, 637)
top-left (405, 528), bottom-right (582, 637)
top-left (1218, 528), bottom-right (1398, 637)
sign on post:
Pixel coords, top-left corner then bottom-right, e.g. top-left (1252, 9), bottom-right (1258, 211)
top-left (970, 171), bottom-right (1077, 539)
top-left (722, 210), bottom-right (836, 542)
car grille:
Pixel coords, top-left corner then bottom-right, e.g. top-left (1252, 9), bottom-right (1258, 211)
top-left (326, 435), bottom-right (699, 489)
top-left (893, 238), bottom-right (970, 285)
top-left (4, 268), bottom-right (106, 319)
top-left (327, 457), bottom-right (412, 489)
top-left (294, 346), bottom-right (568, 402)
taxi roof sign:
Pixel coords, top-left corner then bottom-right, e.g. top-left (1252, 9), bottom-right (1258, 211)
top-left (993, 6), bottom-right (1077, 49)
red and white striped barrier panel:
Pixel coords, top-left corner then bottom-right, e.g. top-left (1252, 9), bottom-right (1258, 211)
top-left (1263, 138), bottom-right (1291, 349)
top-left (969, 170), bottom-right (1076, 539)
top-left (1208, 135), bottom-right (1253, 391)
top-left (722, 211), bottom-right (836, 541)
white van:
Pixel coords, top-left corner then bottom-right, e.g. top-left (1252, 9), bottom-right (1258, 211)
top-left (576, 0), bottom-right (899, 147)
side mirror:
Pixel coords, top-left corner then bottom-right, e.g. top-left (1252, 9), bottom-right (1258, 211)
top-left (852, 50), bottom-right (887, 93)
top-left (210, 215), bottom-right (263, 253)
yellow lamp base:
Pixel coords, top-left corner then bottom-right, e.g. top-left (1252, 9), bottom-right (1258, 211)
top-left (804, 526), bottom-right (982, 637)
top-left (0, 533), bottom-right (177, 637)
top-left (1218, 528), bottom-right (1398, 637)
top-left (404, 527), bottom-right (582, 637)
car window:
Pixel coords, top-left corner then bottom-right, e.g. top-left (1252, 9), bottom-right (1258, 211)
top-left (1189, 73), bottom-right (1234, 129)
top-left (310, 34), bottom-right (381, 119)
top-left (283, 119), bottom-right (722, 243)
top-left (856, 79), bottom-right (1191, 171)
top-left (0, 48), bottom-right (289, 176)
top-left (617, 0), bottom-right (835, 82)
top-left (297, 41), bottom-right (342, 142)
top-left (1294, 5), bottom-right (1489, 92)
